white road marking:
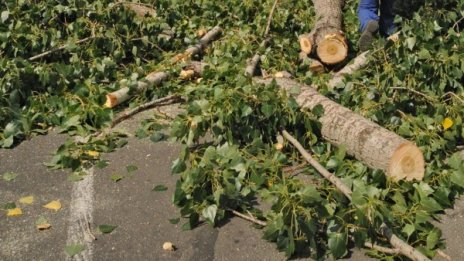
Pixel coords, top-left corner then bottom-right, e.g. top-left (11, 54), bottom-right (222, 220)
top-left (66, 167), bottom-right (95, 261)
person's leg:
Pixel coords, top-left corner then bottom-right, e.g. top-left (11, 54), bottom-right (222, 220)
top-left (358, 0), bottom-right (380, 51)
top-left (358, 0), bottom-right (379, 32)
top-left (379, 0), bottom-right (396, 36)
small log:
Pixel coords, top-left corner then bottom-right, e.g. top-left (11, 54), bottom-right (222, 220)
top-left (255, 77), bottom-right (425, 181)
top-left (104, 72), bottom-right (169, 108)
top-left (299, 0), bottom-right (348, 64)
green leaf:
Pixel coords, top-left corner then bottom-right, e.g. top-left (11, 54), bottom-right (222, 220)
top-left (95, 160), bottom-right (109, 169)
top-left (311, 104), bottom-right (324, 117)
top-left (126, 165), bottom-right (138, 173)
top-left (402, 224), bottom-right (415, 237)
top-left (168, 218), bottom-right (180, 224)
top-left (171, 158), bottom-right (186, 174)
top-left (153, 184), bottom-right (168, 192)
top-left (328, 232), bottom-right (347, 259)
top-left (68, 173), bottom-right (85, 182)
top-left (110, 173), bottom-right (124, 182)
top-left (2, 172), bottom-right (18, 181)
top-left (1, 11), bottom-right (9, 23)
top-left (98, 224), bottom-right (117, 234)
top-left (65, 244), bottom-right (85, 257)
top-left (201, 204), bottom-right (218, 224)
top-left (426, 228), bottom-right (441, 249)
top-left (150, 132), bottom-right (166, 143)
top-left (3, 202), bottom-right (16, 210)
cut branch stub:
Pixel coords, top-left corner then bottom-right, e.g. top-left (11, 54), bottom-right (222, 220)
top-left (255, 77), bottom-right (425, 181)
top-left (299, 34), bottom-right (313, 55)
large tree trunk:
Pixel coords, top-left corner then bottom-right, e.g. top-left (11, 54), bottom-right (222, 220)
top-left (255, 77), bottom-right (424, 181)
top-left (299, 0), bottom-right (348, 65)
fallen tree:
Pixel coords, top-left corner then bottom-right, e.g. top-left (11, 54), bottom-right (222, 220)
top-left (255, 77), bottom-right (425, 181)
top-left (299, 0), bottom-right (348, 65)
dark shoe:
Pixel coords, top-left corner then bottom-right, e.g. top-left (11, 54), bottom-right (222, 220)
top-left (359, 20), bottom-right (379, 52)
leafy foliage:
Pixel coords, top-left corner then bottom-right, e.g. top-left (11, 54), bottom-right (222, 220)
top-left (2, 0), bottom-right (464, 259)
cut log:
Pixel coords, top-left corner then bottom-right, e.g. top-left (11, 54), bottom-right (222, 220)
top-left (299, 0), bottom-right (348, 64)
top-left (255, 77), bottom-right (425, 181)
top-left (104, 72), bottom-right (169, 108)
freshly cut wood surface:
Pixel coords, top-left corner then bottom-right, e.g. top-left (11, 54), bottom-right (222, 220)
top-left (255, 77), bottom-right (425, 181)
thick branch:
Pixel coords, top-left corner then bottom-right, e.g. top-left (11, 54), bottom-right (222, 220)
top-left (255, 77), bottom-right (425, 181)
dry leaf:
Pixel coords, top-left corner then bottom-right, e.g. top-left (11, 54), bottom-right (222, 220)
top-left (36, 216), bottom-right (51, 230)
top-left (162, 242), bottom-right (175, 251)
top-left (19, 196), bottom-right (34, 204)
top-left (7, 208), bottom-right (23, 217)
top-left (196, 28), bottom-right (207, 38)
top-left (275, 143), bottom-right (284, 151)
top-left (43, 200), bottom-right (62, 211)
top-left (442, 118), bottom-right (454, 130)
top-left (86, 150), bottom-right (100, 158)
top-left (179, 69), bottom-right (195, 80)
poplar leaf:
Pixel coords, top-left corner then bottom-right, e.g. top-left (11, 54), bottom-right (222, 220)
top-left (7, 208), bottom-right (23, 217)
top-left (19, 196), bottom-right (34, 204)
top-left (442, 118), bottom-right (453, 130)
top-left (43, 200), bottom-right (62, 211)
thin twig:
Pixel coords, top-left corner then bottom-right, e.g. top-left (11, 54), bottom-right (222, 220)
top-left (245, 0), bottom-right (279, 76)
top-left (264, 0), bottom-right (279, 37)
top-left (364, 242), bottom-right (399, 255)
top-left (436, 249), bottom-right (452, 261)
top-left (390, 87), bottom-right (436, 103)
top-left (441, 91), bottom-right (464, 104)
top-left (228, 209), bottom-right (267, 227)
top-left (282, 130), bottom-right (431, 261)
top-left (28, 36), bottom-right (96, 61)
top-left (111, 95), bottom-right (182, 128)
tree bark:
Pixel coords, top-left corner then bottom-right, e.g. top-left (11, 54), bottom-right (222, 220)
top-left (255, 77), bottom-right (424, 181)
top-left (299, 0), bottom-right (348, 65)
top-left (172, 26), bottom-right (222, 63)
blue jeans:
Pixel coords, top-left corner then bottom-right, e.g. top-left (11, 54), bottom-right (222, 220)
top-left (358, 0), bottom-right (396, 35)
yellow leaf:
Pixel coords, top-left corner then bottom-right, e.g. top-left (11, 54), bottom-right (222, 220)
top-left (86, 150), bottom-right (100, 158)
top-left (7, 208), bottom-right (23, 217)
top-left (442, 118), bottom-right (454, 130)
top-left (19, 196), bottom-right (34, 204)
top-left (43, 200), bottom-right (62, 211)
